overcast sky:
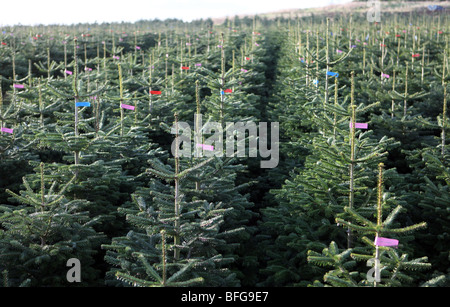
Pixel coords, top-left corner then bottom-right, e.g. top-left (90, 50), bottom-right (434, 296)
top-left (0, 0), bottom-right (353, 26)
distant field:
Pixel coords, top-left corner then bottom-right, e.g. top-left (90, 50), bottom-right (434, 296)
top-left (212, 1), bottom-right (450, 24)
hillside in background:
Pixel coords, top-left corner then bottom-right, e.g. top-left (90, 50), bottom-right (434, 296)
top-left (212, 1), bottom-right (449, 24)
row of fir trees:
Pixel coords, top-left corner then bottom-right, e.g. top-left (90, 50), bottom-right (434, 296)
top-left (0, 10), bottom-right (448, 287)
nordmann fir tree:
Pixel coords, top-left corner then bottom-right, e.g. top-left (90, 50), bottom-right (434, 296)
top-left (188, 31), bottom-right (262, 282)
top-left (189, 81), bottom-right (257, 284)
top-left (40, 37), bottom-right (137, 241)
top-left (0, 79), bottom-right (36, 205)
top-left (308, 163), bottom-right (431, 287)
top-left (0, 162), bottom-right (106, 286)
top-left (401, 83), bottom-right (449, 285)
top-left (103, 113), bottom-right (241, 286)
top-left (259, 71), bottom-right (397, 286)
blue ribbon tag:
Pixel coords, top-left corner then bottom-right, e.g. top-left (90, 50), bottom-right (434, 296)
top-left (76, 102), bottom-right (91, 107)
top-left (326, 71), bottom-right (339, 78)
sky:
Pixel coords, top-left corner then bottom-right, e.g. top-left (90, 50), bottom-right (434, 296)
top-left (0, 0), bottom-right (353, 26)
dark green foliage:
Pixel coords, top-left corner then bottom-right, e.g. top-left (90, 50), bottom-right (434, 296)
top-left (0, 163), bottom-right (105, 286)
top-left (0, 8), bottom-right (448, 287)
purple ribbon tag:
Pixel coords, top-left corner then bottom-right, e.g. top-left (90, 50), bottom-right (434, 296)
top-left (350, 122), bottom-right (368, 129)
top-left (374, 236), bottom-right (399, 247)
top-left (121, 104), bottom-right (135, 110)
top-left (1, 127), bottom-right (13, 134)
top-left (196, 144), bottom-right (214, 151)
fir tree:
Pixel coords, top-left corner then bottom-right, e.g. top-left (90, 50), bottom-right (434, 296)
top-left (103, 114), bottom-right (244, 286)
top-left (0, 162), bottom-right (105, 286)
top-left (308, 163), bottom-right (430, 287)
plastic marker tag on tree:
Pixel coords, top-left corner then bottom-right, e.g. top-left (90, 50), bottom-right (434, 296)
top-left (150, 90), bottom-right (162, 95)
top-left (374, 236), bottom-right (399, 247)
top-left (1, 127), bottom-right (13, 134)
top-left (76, 102), bottom-right (91, 107)
top-left (181, 66), bottom-right (190, 70)
top-left (121, 104), bottom-right (135, 110)
top-left (13, 84), bottom-right (24, 89)
top-left (196, 144), bottom-right (214, 151)
top-left (65, 70), bottom-right (73, 75)
top-left (412, 54), bottom-right (420, 58)
top-left (195, 63), bottom-right (202, 67)
top-left (350, 122), bottom-right (368, 129)
top-left (224, 89), bottom-right (233, 93)
top-left (326, 71), bottom-right (339, 78)
top-left (381, 73), bottom-right (390, 78)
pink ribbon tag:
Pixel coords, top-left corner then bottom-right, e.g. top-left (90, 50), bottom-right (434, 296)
top-left (196, 144), bottom-right (214, 151)
top-left (13, 84), bottom-right (24, 89)
top-left (374, 236), bottom-right (399, 247)
top-left (121, 104), bottom-right (135, 110)
top-left (1, 127), bottom-right (13, 134)
top-left (350, 122), bottom-right (368, 129)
